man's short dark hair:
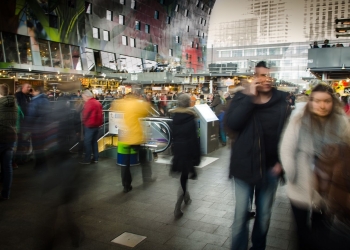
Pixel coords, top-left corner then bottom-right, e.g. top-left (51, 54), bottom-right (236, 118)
top-left (255, 61), bottom-right (269, 69)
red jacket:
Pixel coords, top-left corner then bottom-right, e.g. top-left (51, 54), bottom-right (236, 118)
top-left (82, 98), bottom-right (103, 128)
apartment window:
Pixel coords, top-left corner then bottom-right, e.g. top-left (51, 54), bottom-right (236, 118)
top-left (130, 38), bottom-right (136, 47)
top-left (196, 0), bottom-right (200, 7)
top-left (175, 4), bottom-right (179, 12)
top-left (208, 8), bottom-right (212, 15)
top-left (85, 1), bottom-right (92, 14)
top-left (103, 30), bottom-right (110, 41)
top-left (200, 18), bottom-right (203, 24)
top-left (201, 3), bottom-right (204, 9)
top-left (119, 15), bottom-right (125, 25)
top-left (122, 36), bottom-right (128, 45)
top-left (196, 43), bottom-right (199, 49)
top-left (131, 0), bottom-right (136, 9)
top-left (106, 10), bottom-right (113, 21)
top-left (49, 14), bottom-right (59, 28)
top-left (68, 0), bottom-right (76, 8)
top-left (197, 30), bottom-right (200, 36)
top-left (160, 0), bottom-right (164, 4)
top-left (191, 41), bottom-right (194, 48)
top-left (153, 44), bottom-right (158, 53)
top-left (176, 36), bottom-right (180, 43)
top-left (166, 16), bottom-right (171, 24)
top-left (204, 19), bottom-right (206, 26)
top-left (145, 24), bottom-right (150, 33)
top-left (202, 32), bottom-right (205, 38)
top-left (185, 9), bottom-right (188, 16)
top-left (92, 27), bottom-right (100, 39)
top-left (135, 20), bottom-right (141, 30)
top-left (120, 0), bottom-right (125, 5)
top-left (154, 10), bottom-right (159, 19)
top-left (169, 49), bottom-right (173, 56)
top-left (187, 25), bottom-right (190, 32)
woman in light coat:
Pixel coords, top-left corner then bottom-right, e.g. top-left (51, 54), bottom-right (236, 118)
top-left (280, 84), bottom-right (350, 250)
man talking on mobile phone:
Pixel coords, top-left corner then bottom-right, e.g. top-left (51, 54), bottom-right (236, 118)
top-left (225, 61), bottom-right (291, 250)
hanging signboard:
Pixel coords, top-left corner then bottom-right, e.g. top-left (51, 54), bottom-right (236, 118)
top-left (192, 77), bottom-right (198, 84)
top-left (199, 76), bottom-right (205, 83)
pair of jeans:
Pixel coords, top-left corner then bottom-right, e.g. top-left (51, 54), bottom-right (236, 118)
top-left (0, 142), bottom-right (16, 199)
top-left (83, 126), bottom-right (99, 162)
top-left (231, 170), bottom-right (279, 250)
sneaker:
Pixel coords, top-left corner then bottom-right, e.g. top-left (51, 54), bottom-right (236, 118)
top-left (79, 161), bottom-right (91, 165)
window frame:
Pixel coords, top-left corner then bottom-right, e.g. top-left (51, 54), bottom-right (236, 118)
top-left (154, 10), bottom-right (159, 19)
top-left (130, 38), bottom-right (136, 47)
top-left (103, 30), bottom-right (110, 41)
top-left (106, 10), bottom-right (113, 21)
top-left (153, 44), bottom-right (158, 53)
top-left (85, 1), bottom-right (92, 14)
top-left (145, 24), bottom-right (150, 33)
top-left (119, 15), bottom-right (125, 25)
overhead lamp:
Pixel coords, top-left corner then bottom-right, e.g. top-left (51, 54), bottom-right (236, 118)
top-left (335, 18), bottom-right (350, 25)
top-left (342, 64), bottom-right (345, 69)
top-left (336, 27), bottom-right (350, 33)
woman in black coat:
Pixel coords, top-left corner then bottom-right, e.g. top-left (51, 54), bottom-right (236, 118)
top-left (169, 93), bottom-right (201, 217)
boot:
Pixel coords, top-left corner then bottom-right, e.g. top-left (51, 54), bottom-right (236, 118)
top-left (174, 195), bottom-right (184, 217)
top-left (184, 191), bottom-right (192, 205)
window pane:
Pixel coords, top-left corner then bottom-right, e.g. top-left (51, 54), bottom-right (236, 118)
top-left (106, 10), bottom-right (113, 21)
top-left (131, 0), bottom-right (136, 9)
top-left (120, 0), bottom-right (125, 4)
top-left (85, 2), bottom-right (91, 14)
top-left (145, 24), bottom-right (150, 33)
top-left (93, 27), bottom-right (99, 39)
top-left (135, 21), bottom-right (140, 30)
top-left (61, 44), bottom-right (72, 69)
top-left (153, 44), bottom-right (158, 53)
top-left (169, 49), bottom-right (173, 56)
top-left (101, 51), bottom-right (116, 71)
top-left (50, 41), bottom-right (62, 67)
top-left (71, 45), bottom-right (82, 70)
top-left (103, 30), bottom-right (109, 41)
top-left (154, 11), bottom-right (159, 19)
top-left (130, 38), bottom-right (135, 47)
top-left (85, 48), bottom-right (95, 71)
top-left (37, 39), bottom-right (51, 66)
top-left (122, 36), bottom-right (127, 45)
top-left (119, 15), bottom-right (124, 25)
top-left (2, 33), bottom-right (18, 63)
top-left (17, 35), bottom-right (32, 65)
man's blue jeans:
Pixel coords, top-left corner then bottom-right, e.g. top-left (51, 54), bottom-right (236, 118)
top-left (231, 170), bottom-right (279, 250)
top-left (83, 126), bottom-right (99, 162)
top-left (0, 142), bottom-right (16, 199)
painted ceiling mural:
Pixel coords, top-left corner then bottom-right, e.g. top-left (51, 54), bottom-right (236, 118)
top-left (0, 0), bottom-right (215, 73)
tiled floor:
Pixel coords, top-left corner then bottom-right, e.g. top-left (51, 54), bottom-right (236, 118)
top-left (0, 146), bottom-right (297, 250)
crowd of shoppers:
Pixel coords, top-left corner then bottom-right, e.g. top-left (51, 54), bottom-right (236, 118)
top-left (2, 62), bottom-right (350, 250)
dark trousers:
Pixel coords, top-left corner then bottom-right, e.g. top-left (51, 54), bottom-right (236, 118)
top-left (291, 204), bottom-right (312, 250)
top-left (121, 145), bottom-right (152, 188)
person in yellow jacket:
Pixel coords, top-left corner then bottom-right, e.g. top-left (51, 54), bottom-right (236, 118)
top-left (110, 93), bottom-right (153, 193)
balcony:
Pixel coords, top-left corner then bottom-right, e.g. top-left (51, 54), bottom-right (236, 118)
top-left (307, 47), bottom-right (350, 79)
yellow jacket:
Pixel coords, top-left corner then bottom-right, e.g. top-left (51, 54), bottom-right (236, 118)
top-left (111, 96), bottom-right (150, 145)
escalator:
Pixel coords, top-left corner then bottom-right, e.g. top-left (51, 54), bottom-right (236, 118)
top-left (69, 115), bottom-right (173, 158)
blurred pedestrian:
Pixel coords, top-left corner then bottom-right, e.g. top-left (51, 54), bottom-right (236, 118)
top-left (14, 83), bottom-right (31, 165)
top-left (225, 61), bottom-right (290, 250)
top-left (0, 84), bottom-right (18, 200)
top-left (27, 86), bottom-right (50, 173)
top-left (111, 93), bottom-right (154, 193)
top-left (79, 90), bottom-right (103, 165)
top-left (280, 84), bottom-right (350, 250)
top-left (169, 94), bottom-right (201, 217)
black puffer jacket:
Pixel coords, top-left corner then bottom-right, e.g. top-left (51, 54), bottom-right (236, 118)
top-left (170, 108), bottom-right (201, 173)
top-left (225, 89), bottom-right (290, 184)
